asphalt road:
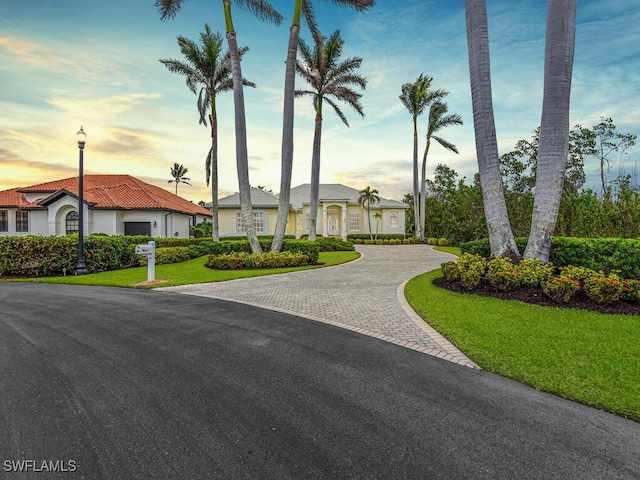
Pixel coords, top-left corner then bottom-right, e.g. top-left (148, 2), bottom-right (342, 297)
top-left (1, 283), bottom-right (639, 480)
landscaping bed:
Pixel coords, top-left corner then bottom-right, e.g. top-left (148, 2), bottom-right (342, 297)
top-left (433, 276), bottom-right (640, 315)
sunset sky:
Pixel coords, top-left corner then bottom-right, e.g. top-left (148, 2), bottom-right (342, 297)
top-left (1, 0), bottom-right (639, 204)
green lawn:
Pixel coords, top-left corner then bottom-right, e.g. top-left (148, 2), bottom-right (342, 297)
top-left (406, 268), bottom-right (640, 421)
top-left (16, 251), bottom-right (360, 289)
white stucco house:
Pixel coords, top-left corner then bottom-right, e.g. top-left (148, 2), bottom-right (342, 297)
top-left (213, 184), bottom-right (409, 240)
top-left (0, 175), bottom-right (212, 238)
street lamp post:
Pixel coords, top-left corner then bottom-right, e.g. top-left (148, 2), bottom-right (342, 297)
top-left (75, 126), bottom-right (89, 275)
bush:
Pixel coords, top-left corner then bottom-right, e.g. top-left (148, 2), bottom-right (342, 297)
top-left (315, 237), bottom-right (355, 252)
top-left (347, 234), bottom-right (405, 242)
top-left (542, 276), bottom-right (581, 303)
top-left (206, 251), bottom-right (311, 270)
top-left (402, 239), bottom-right (411, 244)
top-left (139, 247), bottom-right (191, 266)
top-left (457, 253), bottom-right (486, 290)
top-left (427, 237), bottom-right (438, 245)
top-left (517, 258), bottom-right (555, 288)
top-left (582, 276), bottom-right (625, 305)
top-left (558, 265), bottom-right (599, 282)
top-left (486, 257), bottom-right (520, 291)
top-left (438, 238), bottom-right (449, 246)
top-left (364, 240), bottom-right (373, 245)
top-left (622, 280), bottom-right (640, 303)
top-left (441, 261), bottom-right (460, 282)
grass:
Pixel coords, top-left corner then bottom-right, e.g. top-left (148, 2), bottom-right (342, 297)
top-left (16, 251), bottom-right (360, 289)
top-left (406, 268), bottom-right (640, 421)
top-left (433, 246), bottom-right (461, 256)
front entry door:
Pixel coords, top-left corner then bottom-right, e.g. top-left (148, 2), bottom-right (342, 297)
top-left (327, 208), bottom-right (340, 237)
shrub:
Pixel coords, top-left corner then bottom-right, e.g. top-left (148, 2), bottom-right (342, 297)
top-left (441, 261), bottom-right (460, 282)
top-left (622, 279), bottom-right (640, 303)
top-left (354, 239), bottom-right (363, 244)
top-left (364, 240), bottom-right (373, 245)
top-left (427, 237), bottom-right (438, 245)
top-left (402, 239), bottom-right (411, 245)
top-left (383, 239), bottom-right (389, 245)
top-left (438, 238), bottom-right (448, 246)
top-left (139, 247), bottom-right (191, 266)
top-left (457, 253), bottom-right (486, 290)
top-left (316, 237), bottom-right (355, 252)
top-left (347, 234), bottom-right (404, 242)
top-left (517, 258), bottom-right (555, 288)
top-left (490, 270), bottom-right (521, 291)
top-left (542, 276), bottom-right (580, 303)
top-left (375, 239), bottom-right (384, 245)
top-left (582, 276), bottom-right (625, 305)
top-left (206, 251), bottom-right (311, 270)
top-left (558, 265), bottom-right (599, 282)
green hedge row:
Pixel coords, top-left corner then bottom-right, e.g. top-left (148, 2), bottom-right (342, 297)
top-left (347, 234), bottom-right (405, 241)
top-left (206, 251), bottom-right (311, 270)
top-left (460, 237), bottom-right (640, 279)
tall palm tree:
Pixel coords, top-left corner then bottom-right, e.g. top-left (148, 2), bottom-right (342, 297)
top-left (358, 186), bottom-right (380, 241)
top-left (399, 74), bottom-right (447, 241)
top-left (418, 101), bottom-right (463, 240)
top-left (464, 0), bottom-right (520, 260)
top-left (160, 25), bottom-right (255, 242)
top-left (295, 30), bottom-right (367, 241)
top-left (156, 0), bottom-right (283, 253)
top-left (168, 163), bottom-right (192, 195)
top-left (524, 0), bottom-right (576, 262)
top-left (271, 0), bottom-right (374, 253)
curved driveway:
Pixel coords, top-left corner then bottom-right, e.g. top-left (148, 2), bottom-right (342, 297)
top-left (158, 245), bottom-right (478, 368)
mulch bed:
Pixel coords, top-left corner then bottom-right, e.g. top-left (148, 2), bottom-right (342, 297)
top-left (433, 277), bottom-right (640, 316)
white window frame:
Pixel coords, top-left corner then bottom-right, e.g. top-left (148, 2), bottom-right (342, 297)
top-left (349, 213), bottom-right (360, 231)
top-left (390, 211), bottom-right (399, 227)
top-left (16, 210), bottom-right (29, 233)
top-left (0, 210), bottom-right (8, 232)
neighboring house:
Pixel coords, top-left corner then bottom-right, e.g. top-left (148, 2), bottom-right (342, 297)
top-left (0, 174), bottom-right (212, 238)
top-left (213, 184), bottom-right (409, 240)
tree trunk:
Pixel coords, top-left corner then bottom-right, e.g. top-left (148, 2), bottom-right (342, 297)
top-left (226, 23), bottom-right (262, 253)
top-left (211, 107), bottom-right (220, 242)
top-left (465, 0), bottom-right (520, 260)
top-left (420, 139), bottom-right (430, 241)
top-left (524, 0), bottom-right (576, 262)
top-left (308, 111), bottom-right (323, 242)
top-left (412, 117), bottom-right (421, 240)
top-left (272, 21), bottom-right (301, 252)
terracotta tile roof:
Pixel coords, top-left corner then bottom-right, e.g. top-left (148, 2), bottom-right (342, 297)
top-left (0, 175), bottom-right (211, 217)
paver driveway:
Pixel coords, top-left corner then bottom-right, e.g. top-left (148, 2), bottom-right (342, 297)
top-left (158, 245), bottom-right (478, 368)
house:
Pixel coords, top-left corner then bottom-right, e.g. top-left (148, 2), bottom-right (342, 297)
top-left (0, 174), bottom-right (212, 238)
top-left (214, 184), bottom-right (409, 240)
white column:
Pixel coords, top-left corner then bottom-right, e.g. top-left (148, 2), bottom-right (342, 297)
top-left (322, 204), bottom-right (328, 238)
top-left (341, 207), bottom-right (347, 241)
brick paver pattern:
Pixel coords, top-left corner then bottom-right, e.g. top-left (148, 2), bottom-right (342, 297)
top-left (158, 245), bottom-right (479, 369)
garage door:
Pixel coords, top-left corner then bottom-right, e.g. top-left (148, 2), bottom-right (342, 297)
top-left (124, 222), bottom-right (151, 236)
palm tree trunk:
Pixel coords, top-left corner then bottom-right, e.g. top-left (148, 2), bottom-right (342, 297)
top-left (224, 3), bottom-right (262, 253)
top-left (272, 9), bottom-right (302, 252)
top-left (412, 118), bottom-right (421, 239)
top-left (465, 0), bottom-right (520, 260)
top-left (309, 111), bottom-right (323, 242)
top-left (524, 0), bottom-right (576, 262)
top-left (211, 106), bottom-right (220, 242)
top-left (367, 203), bottom-right (373, 241)
top-left (420, 140), bottom-right (430, 241)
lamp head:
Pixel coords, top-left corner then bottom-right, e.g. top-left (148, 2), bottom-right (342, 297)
top-left (77, 126), bottom-right (87, 149)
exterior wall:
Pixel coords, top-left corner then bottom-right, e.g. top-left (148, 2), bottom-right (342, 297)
top-left (219, 208), bottom-right (280, 236)
top-left (30, 210), bottom-right (49, 235)
top-left (91, 211), bottom-right (118, 235)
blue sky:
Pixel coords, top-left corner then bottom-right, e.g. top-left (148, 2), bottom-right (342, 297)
top-left (1, 0), bottom-right (639, 203)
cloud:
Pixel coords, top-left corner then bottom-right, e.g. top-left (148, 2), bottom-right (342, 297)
top-left (46, 92), bottom-right (163, 117)
top-left (0, 35), bottom-right (86, 76)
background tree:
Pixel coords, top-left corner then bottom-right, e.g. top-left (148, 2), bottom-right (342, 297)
top-left (168, 163), bottom-right (192, 195)
top-left (525, 0), bottom-right (577, 262)
top-left (590, 117), bottom-right (637, 195)
top-left (399, 74), bottom-right (447, 241)
top-left (295, 29), bottom-right (366, 241)
top-left (464, 0), bottom-right (519, 260)
top-left (358, 186), bottom-right (380, 241)
top-left (160, 25), bottom-right (255, 241)
top-left (271, 0), bottom-right (374, 253)
top-left (156, 0), bottom-right (283, 253)
top-left (418, 100), bottom-right (462, 240)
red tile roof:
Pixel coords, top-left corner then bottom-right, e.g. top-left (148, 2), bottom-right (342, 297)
top-left (0, 175), bottom-right (211, 217)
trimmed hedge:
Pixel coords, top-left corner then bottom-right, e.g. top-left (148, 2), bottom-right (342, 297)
top-left (139, 247), bottom-right (191, 266)
top-left (206, 251), bottom-right (311, 270)
top-left (347, 234), bottom-right (405, 241)
top-left (460, 237), bottom-right (640, 279)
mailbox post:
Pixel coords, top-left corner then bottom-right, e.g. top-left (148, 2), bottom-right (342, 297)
top-left (135, 240), bottom-right (156, 281)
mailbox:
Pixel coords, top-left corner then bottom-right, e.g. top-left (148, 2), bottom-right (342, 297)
top-left (135, 241), bottom-right (156, 281)
top-left (135, 244), bottom-right (153, 255)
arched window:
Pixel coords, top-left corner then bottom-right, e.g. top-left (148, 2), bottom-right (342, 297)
top-left (66, 211), bottom-right (79, 234)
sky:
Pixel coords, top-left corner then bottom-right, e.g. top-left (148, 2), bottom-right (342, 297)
top-left (1, 0), bottom-right (639, 204)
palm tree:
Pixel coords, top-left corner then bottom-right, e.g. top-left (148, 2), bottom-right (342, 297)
top-left (524, 0), bottom-right (576, 262)
top-left (464, 0), bottom-right (520, 260)
top-left (156, 0), bottom-right (283, 253)
top-left (271, 0), bottom-right (374, 253)
top-left (358, 186), bottom-right (380, 241)
top-left (160, 25), bottom-right (255, 242)
top-left (373, 211), bottom-right (382, 241)
top-left (399, 74), bottom-right (447, 241)
top-left (418, 101), bottom-right (463, 240)
top-left (168, 163), bottom-right (192, 195)
top-left (295, 30), bottom-right (367, 241)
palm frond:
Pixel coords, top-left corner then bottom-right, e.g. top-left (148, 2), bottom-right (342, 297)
top-left (431, 135), bottom-right (460, 154)
top-left (155, 0), bottom-right (184, 21)
top-left (324, 0), bottom-right (375, 13)
top-left (235, 0), bottom-right (284, 26)
top-left (324, 96), bottom-right (350, 126)
top-left (205, 146), bottom-right (213, 187)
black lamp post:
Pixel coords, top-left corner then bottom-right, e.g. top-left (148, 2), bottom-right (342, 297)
top-left (75, 126), bottom-right (89, 275)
